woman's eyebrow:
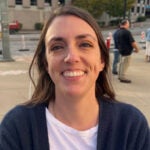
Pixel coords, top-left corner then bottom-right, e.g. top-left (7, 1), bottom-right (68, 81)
top-left (46, 34), bottom-right (97, 45)
top-left (46, 37), bottom-right (65, 46)
top-left (48, 37), bottom-right (64, 42)
top-left (76, 34), bottom-right (97, 41)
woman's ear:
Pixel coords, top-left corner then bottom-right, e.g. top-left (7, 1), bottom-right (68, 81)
top-left (99, 56), bottom-right (105, 72)
top-left (99, 61), bottom-right (105, 72)
top-left (43, 55), bottom-right (48, 72)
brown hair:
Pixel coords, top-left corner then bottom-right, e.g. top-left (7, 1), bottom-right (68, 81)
top-left (120, 19), bottom-right (129, 26)
top-left (27, 5), bottom-right (115, 105)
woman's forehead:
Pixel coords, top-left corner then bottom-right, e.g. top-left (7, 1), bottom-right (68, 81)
top-left (45, 15), bottom-right (98, 41)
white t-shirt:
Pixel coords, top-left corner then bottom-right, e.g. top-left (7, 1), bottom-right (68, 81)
top-left (46, 108), bottom-right (98, 150)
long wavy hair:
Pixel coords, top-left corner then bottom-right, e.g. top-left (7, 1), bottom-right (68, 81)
top-left (26, 5), bottom-right (115, 105)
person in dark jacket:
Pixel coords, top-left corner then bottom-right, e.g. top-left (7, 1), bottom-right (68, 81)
top-left (117, 19), bottom-right (140, 83)
top-left (0, 6), bottom-right (149, 150)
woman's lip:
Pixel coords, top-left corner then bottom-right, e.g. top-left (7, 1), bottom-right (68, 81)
top-left (62, 70), bottom-right (85, 77)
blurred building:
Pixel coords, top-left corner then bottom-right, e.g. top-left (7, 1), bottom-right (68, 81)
top-left (100, 0), bottom-right (150, 25)
top-left (143, 0), bottom-right (150, 17)
top-left (6, 0), bottom-right (150, 30)
top-left (130, 0), bottom-right (149, 21)
top-left (7, 0), bottom-right (66, 30)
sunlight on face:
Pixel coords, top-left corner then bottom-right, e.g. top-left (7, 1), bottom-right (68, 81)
top-left (45, 15), bottom-right (105, 98)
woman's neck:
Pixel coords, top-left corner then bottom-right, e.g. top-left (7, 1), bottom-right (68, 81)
top-left (48, 96), bottom-right (99, 131)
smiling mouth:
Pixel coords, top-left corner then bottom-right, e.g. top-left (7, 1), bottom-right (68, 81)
top-left (63, 71), bottom-right (85, 77)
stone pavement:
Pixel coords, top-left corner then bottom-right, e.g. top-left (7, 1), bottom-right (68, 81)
top-left (0, 49), bottom-right (150, 125)
top-left (110, 50), bottom-right (150, 125)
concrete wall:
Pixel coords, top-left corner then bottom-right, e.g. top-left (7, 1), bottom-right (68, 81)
top-left (8, 0), bottom-right (47, 30)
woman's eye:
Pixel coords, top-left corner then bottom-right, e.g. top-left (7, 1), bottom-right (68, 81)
top-left (80, 42), bottom-right (93, 48)
top-left (50, 45), bottom-right (64, 51)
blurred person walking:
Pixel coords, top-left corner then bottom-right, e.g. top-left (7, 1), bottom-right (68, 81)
top-left (117, 20), bottom-right (140, 83)
top-left (145, 28), bottom-right (150, 62)
top-left (112, 26), bottom-right (120, 75)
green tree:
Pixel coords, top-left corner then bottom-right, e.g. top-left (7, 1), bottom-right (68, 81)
top-left (103, 0), bottom-right (136, 18)
top-left (72, 0), bottom-right (136, 18)
top-left (72, 0), bottom-right (105, 18)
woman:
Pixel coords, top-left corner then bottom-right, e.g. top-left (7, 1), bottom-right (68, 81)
top-left (0, 6), bottom-right (149, 150)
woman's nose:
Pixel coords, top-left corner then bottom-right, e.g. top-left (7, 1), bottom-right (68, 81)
top-left (64, 48), bottom-right (80, 63)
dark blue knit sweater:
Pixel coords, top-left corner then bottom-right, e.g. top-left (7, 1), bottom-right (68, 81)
top-left (0, 99), bottom-right (150, 150)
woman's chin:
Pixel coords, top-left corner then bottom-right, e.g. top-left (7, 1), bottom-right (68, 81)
top-left (64, 88), bottom-right (84, 97)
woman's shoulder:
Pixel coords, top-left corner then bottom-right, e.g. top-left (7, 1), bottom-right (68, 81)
top-left (99, 99), bottom-right (150, 150)
top-left (114, 101), bottom-right (144, 116)
top-left (101, 98), bottom-right (148, 125)
top-left (1, 103), bottom-right (46, 126)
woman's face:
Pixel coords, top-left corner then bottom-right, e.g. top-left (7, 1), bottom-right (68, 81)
top-left (45, 15), bottom-right (104, 98)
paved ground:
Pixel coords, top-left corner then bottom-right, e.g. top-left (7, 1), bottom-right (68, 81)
top-left (111, 50), bottom-right (150, 125)
top-left (0, 48), bottom-right (150, 125)
top-left (0, 56), bottom-right (32, 121)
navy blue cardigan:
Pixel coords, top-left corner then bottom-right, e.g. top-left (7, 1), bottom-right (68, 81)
top-left (0, 99), bottom-right (150, 150)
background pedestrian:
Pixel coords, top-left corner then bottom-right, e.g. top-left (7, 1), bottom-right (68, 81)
top-left (145, 28), bottom-right (150, 62)
top-left (117, 19), bottom-right (140, 83)
top-left (112, 25), bottom-right (120, 75)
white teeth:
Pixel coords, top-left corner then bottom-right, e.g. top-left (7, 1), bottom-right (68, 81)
top-left (63, 71), bottom-right (84, 77)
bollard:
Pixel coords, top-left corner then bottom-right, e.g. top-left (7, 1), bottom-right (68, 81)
top-left (18, 35), bottom-right (29, 51)
top-left (106, 32), bottom-right (112, 50)
top-left (140, 31), bottom-right (146, 49)
top-left (106, 37), bottom-right (111, 49)
top-left (22, 35), bottom-right (26, 49)
top-left (141, 31), bottom-right (145, 42)
top-left (108, 32), bottom-right (112, 41)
